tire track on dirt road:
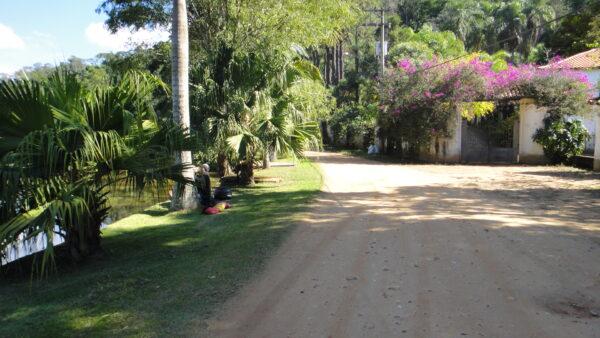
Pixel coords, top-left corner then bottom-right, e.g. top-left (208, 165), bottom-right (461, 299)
top-left (204, 152), bottom-right (600, 338)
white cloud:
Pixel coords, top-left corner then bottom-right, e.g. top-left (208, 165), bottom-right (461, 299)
top-left (0, 23), bottom-right (26, 50)
top-left (0, 63), bottom-right (22, 75)
top-left (85, 22), bottom-right (169, 52)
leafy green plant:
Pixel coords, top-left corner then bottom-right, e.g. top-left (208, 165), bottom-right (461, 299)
top-left (0, 69), bottom-right (197, 273)
top-left (387, 24), bottom-right (466, 63)
top-left (329, 103), bottom-right (378, 148)
top-left (193, 47), bottom-right (328, 184)
top-left (533, 116), bottom-right (589, 164)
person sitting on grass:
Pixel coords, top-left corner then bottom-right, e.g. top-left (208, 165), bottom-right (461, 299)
top-left (195, 163), bottom-right (215, 209)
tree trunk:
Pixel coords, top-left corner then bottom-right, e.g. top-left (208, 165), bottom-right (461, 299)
top-left (311, 49), bottom-right (320, 67)
top-left (217, 152), bottom-right (232, 177)
top-left (263, 151), bottom-right (270, 169)
top-left (354, 28), bottom-right (360, 102)
top-left (324, 46), bottom-right (330, 86)
top-left (170, 0), bottom-right (196, 210)
top-left (329, 46), bottom-right (335, 85)
top-left (65, 190), bottom-right (105, 262)
top-left (239, 160), bottom-right (255, 185)
top-left (337, 42), bottom-right (344, 82)
top-left (332, 44), bottom-right (338, 85)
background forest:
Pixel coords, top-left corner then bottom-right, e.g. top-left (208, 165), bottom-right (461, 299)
top-left (8, 0), bottom-right (600, 160)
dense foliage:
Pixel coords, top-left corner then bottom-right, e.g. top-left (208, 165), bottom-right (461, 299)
top-left (379, 58), bottom-right (488, 155)
top-left (193, 47), bottom-right (329, 183)
top-left (0, 69), bottom-right (197, 271)
top-left (387, 24), bottom-right (466, 63)
top-left (533, 116), bottom-right (590, 163)
top-left (394, 0), bottom-right (599, 61)
top-left (329, 101), bottom-right (378, 148)
top-left (522, 69), bottom-right (593, 163)
top-left (96, 0), bottom-right (359, 183)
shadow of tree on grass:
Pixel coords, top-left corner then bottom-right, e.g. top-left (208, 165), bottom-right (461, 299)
top-left (1, 159), bottom-right (599, 336)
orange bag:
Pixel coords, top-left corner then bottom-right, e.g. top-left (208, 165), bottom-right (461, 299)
top-left (204, 207), bottom-right (220, 215)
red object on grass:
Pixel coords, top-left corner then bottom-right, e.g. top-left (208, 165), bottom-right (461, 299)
top-left (204, 207), bottom-right (220, 215)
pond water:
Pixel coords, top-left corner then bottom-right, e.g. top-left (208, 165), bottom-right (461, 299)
top-left (1, 188), bottom-right (170, 266)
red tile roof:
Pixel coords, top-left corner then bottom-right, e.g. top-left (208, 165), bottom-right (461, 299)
top-left (540, 48), bottom-right (600, 69)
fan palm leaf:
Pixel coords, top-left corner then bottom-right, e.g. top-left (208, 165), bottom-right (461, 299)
top-left (0, 67), bottom-right (198, 273)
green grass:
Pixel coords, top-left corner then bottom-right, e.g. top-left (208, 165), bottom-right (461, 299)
top-left (0, 160), bottom-right (321, 337)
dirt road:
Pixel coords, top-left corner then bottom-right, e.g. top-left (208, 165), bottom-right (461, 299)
top-left (207, 152), bottom-right (600, 337)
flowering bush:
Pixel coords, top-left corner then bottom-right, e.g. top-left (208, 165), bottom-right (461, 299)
top-left (379, 56), bottom-right (592, 157)
top-left (379, 58), bottom-right (488, 154)
top-left (533, 117), bottom-right (589, 164)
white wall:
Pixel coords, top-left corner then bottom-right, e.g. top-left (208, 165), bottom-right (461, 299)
top-left (584, 69), bottom-right (599, 153)
top-left (594, 106), bottom-right (600, 170)
top-left (421, 108), bottom-right (462, 163)
top-left (518, 99), bottom-right (548, 164)
top-left (584, 69), bottom-right (600, 98)
top-left (568, 69), bottom-right (599, 153)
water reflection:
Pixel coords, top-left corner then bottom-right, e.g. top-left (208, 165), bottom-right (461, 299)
top-left (1, 186), bottom-right (169, 265)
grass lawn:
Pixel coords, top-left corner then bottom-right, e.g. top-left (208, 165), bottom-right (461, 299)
top-left (0, 160), bottom-right (321, 337)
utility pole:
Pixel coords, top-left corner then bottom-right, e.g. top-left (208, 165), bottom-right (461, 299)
top-left (380, 7), bottom-right (385, 75)
top-left (362, 7), bottom-right (392, 76)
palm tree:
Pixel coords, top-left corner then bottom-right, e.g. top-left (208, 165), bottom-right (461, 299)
top-left (191, 44), bottom-right (274, 178)
top-left (493, 0), bottom-right (527, 54)
top-left (522, 0), bottom-right (555, 57)
top-left (0, 69), bottom-right (196, 271)
top-left (170, 0), bottom-right (196, 210)
top-left (192, 46), bottom-right (324, 185)
top-left (436, 0), bottom-right (487, 48)
top-left (227, 56), bottom-right (324, 184)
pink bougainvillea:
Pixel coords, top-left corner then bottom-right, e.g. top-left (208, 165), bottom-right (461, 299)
top-left (382, 57), bottom-right (592, 111)
top-left (378, 56), bottom-right (592, 149)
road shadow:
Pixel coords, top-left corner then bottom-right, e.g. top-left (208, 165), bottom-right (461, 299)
top-left (519, 170), bottom-right (600, 181)
top-left (2, 153), bottom-right (599, 336)
top-left (0, 185), bottom-right (319, 336)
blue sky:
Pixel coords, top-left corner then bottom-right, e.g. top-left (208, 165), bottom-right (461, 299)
top-left (0, 0), bottom-right (168, 74)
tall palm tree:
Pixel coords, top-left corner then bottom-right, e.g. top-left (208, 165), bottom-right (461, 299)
top-left (170, 0), bottom-right (195, 210)
top-left (436, 0), bottom-right (487, 48)
top-left (493, 0), bottom-right (527, 53)
top-left (522, 0), bottom-right (555, 57)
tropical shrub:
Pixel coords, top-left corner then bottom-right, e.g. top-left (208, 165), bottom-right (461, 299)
top-left (0, 69), bottom-right (197, 272)
top-left (192, 47), bottom-right (328, 184)
top-left (387, 25), bottom-right (466, 63)
top-left (533, 116), bottom-right (589, 164)
top-left (329, 103), bottom-right (378, 148)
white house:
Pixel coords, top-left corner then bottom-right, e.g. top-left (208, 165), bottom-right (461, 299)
top-left (540, 48), bottom-right (600, 154)
top-left (540, 48), bottom-right (600, 98)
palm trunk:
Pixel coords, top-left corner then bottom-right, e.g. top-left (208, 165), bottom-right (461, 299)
top-left (65, 189), bottom-right (105, 261)
top-left (263, 150), bottom-right (271, 169)
top-left (170, 0), bottom-right (196, 210)
top-left (239, 159), bottom-right (255, 185)
top-left (217, 152), bottom-right (233, 177)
